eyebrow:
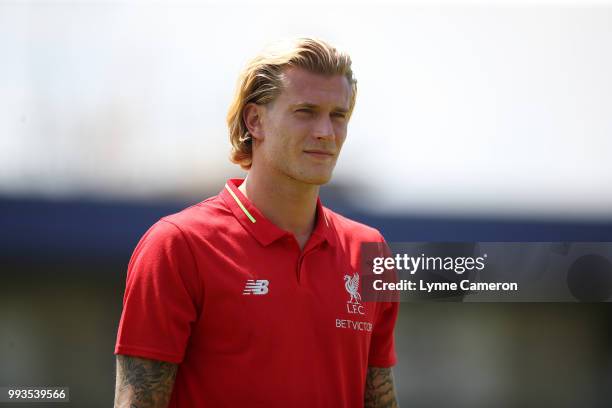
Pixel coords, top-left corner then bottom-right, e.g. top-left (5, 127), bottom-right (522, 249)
top-left (290, 103), bottom-right (349, 113)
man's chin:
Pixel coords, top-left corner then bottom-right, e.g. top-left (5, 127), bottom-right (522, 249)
top-left (293, 172), bottom-right (333, 186)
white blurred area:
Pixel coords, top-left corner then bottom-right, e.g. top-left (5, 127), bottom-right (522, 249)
top-left (1, 3), bottom-right (612, 219)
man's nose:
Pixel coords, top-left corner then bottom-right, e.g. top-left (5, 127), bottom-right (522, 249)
top-left (313, 116), bottom-right (335, 140)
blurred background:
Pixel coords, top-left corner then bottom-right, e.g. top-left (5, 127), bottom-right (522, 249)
top-left (2, 1), bottom-right (612, 406)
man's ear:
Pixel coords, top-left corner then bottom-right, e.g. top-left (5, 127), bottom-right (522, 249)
top-left (243, 103), bottom-right (265, 141)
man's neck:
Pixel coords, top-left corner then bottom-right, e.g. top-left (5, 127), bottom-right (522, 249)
top-left (238, 170), bottom-right (319, 250)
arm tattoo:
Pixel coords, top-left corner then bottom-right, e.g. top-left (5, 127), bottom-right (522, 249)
top-left (364, 367), bottom-right (399, 408)
top-left (114, 355), bottom-right (178, 408)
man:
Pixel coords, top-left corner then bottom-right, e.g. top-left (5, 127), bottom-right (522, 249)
top-left (114, 37), bottom-right (399, 408)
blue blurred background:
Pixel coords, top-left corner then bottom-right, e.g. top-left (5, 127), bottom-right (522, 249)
top-left (2, 2), bottom-right (612, 407)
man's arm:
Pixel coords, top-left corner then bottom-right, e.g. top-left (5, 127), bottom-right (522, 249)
top-left (114, 355), bottom-right (178, 408)
top-left (364, 366), bottom-right (399, 408)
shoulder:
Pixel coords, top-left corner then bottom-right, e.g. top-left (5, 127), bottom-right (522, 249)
top-left (324, 206), bottom-right (386, 243)
top-left (155, 194), bottom-right (232, 237)
top-left (128, 194), bottom-right (231, 271)
top-left (131, 194), bottom-right (233, 255)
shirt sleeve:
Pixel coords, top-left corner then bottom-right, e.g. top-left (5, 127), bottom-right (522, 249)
top-left (367, 233), bottom-right (399, 367)
top-left (368, 301), bottom-right (399, 367)
top-left (115, 219), bottom-right (201, 364)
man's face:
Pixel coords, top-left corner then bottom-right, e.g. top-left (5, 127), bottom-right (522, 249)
top-left (250, 67), bottom-right (352, 185)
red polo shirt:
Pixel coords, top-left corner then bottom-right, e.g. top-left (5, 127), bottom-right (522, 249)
top-left (115, 179), bottom-right (398, 408)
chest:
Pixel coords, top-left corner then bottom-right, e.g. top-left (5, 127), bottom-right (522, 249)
top-left (191, 242), bottom-right (376, 355)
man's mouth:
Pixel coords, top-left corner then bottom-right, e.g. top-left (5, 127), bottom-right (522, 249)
top-left (303, 150), bottom-right (335, 158)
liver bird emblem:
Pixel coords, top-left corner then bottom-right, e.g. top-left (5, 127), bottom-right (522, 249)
top-left (344, 273), bottom-right (361, 304)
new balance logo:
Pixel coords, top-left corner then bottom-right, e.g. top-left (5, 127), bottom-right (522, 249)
top-left (242, 279), bottom-right (269, 295)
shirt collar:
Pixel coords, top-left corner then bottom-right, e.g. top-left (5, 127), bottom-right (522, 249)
top-left (219, 178), bottom-right (336, 248)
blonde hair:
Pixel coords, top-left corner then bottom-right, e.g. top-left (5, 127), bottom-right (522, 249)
top-left (227, 37), bottom-right (358, 170)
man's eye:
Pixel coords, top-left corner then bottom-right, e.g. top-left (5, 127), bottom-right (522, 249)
top-left (332, 112), bottom-right (347, 119)
top-left (296, 109), bottom-right (312, 114)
